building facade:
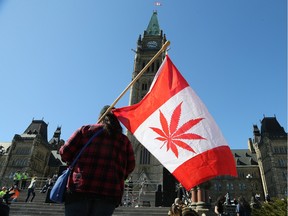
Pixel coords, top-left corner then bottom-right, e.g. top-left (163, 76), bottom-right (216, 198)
top-left (249, 117), bottom-right (287, 199)
top-left (0, 120), bottom-right (64, 186)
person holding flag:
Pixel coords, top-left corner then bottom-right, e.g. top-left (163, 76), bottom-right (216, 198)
top-left (59, 106), bottom-right (135, 216)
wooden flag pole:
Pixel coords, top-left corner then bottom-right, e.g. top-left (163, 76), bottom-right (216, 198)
top-left (98, 40), bottom-right (171, 123)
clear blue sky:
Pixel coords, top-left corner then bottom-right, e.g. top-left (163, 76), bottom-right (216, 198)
top-left (0, 0), bottom-right (286, 150)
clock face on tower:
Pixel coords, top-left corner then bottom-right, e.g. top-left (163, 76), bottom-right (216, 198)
top-left (146, 40), bottom-right (158, 48)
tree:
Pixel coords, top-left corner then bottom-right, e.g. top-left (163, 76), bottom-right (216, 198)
top-left (252, 198), bottom-right (287, 216)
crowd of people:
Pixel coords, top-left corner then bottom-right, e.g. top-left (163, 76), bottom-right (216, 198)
top-left (0, 170), bottom-right (31, 205)
top-left (0, 172), bottom-right (59, 206)
top-left (213, 191), bottom-right (270, 216)
top-left (166, 187), bottom-right (270, 216)
top-left (0, 185), bottom-right (20, 204)
top-left (214, 194), bottom-right (252, 216)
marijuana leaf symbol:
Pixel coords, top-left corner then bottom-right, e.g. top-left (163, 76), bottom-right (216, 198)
top-left (150, 102), bottom-right (205, 158)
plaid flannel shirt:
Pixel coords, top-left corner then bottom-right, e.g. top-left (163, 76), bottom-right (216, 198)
top-left (59, 124), bottom-right (135, 204)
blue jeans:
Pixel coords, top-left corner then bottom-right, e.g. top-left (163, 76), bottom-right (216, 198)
top-left (65, 199), bottom-right (116, 216)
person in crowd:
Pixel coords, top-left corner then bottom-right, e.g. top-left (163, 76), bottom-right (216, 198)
top-left (59, 105), bottom-right (135, 216)
top-left (25, 177), bottom-right (37, 202)
top-left (0, 187), bottom-right (7, 199)
top-left (1, 185), bottom-right (16, 205)
top-left (225, 192), bottom-right (231, 205)
top-left (177, 183), bottom-right (185, 202)
top-left (167, 197), bottom-right (199, 216)
top-left (233, 197), bottom-right (238, 205)
top-left (168, 198), bottom-right (184, 216)
top-left (0, 188), bottom-right (10, 216)
top-left (0, 187), bottom-right (9, 204)
top-left (52, 173), bottom-right (58, 184)
top-left (128, 176), bottom-right (133, 194)
top-left (123, 176), bottom-right (134, 207)
top-left (10, 185), bottom-right (20, 202)
top-left (250, 192), bottom-right (261, 209)
top-left (168, 204), bottom-right (182, 216)
top-left (21, 171), bottom-right (29, 189)
top-left (13, 170), bottom-right (21, 187)
top-left (214, 195), bottom-right (226, 216)
top-left (177, 183), bottom-right (191, 205)
top-left (40, 177), bottom-right (53, 193)
top-left (236, 196), bottom-right (251, 216)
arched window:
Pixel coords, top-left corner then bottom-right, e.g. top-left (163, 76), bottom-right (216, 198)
top-left (140, 147), bottom-right (150, 165)
top-left (142, 83), bottom-right (148, 91)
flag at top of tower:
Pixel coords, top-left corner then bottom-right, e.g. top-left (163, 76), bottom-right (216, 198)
top-left (112, 55), bottom-right (237, 190)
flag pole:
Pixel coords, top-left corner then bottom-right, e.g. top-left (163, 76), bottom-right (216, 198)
top-left (98, 40), bottom-right (171, 123)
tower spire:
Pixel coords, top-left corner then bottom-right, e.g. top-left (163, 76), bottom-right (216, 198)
top-left (146, 11), bottom-right (160, 36)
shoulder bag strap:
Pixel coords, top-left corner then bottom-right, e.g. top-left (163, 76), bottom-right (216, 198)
top-left (69, 127), bottom-right (104, 169)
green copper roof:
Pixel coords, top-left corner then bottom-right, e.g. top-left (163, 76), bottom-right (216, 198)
top-left (146, 11), bottom-right (160, 35)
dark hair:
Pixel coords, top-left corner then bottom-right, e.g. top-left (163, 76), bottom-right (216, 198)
top-left (215, 195), bottom-right (225, 214)
top-left (101, 112), bottom-right (123, 136)
top-left (216, 195), bottom-right (225, 204)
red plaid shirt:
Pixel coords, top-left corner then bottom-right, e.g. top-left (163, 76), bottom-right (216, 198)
top-left (59, 124), bottom-right (135, 204)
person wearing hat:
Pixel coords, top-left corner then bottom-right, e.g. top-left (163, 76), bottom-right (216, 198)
top-left (60, 105), bottom-right (135, 216)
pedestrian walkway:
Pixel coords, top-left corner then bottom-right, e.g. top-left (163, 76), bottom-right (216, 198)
top-left (8, 188), bottom-right (170, 216)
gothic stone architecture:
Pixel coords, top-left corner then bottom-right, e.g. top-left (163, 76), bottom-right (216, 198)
top-left (0, 120), bottom-right (64, 186)
top-left (126, 11), bottom-right (168, 197)
top-left (249, 117), bottom-right (287, 198)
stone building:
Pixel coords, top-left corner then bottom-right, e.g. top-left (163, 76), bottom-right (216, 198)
top-left (208, 149), bottom-right (262, 203)
top-left (249, 116), bottom-right (287, 199)
top-left (127, 11), bottom-right (167, 195)
top-left (0, 119), bottom-right (64, 186)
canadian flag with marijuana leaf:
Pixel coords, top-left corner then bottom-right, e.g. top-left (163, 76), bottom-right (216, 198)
top-left (113, 55), bottom-right (237, 190)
